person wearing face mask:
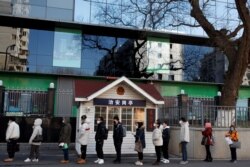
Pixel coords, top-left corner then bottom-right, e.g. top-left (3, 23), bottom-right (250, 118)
top-left (133, 121), bottom-right (145, 166)
top-left (77, 115), bottom-right (90, 164)
top-left (94, 116), bottom-right (106, 165)
top-left (152, 120), bottom-right (163, 165)
top-left (202, 122), bottom-right (213, 162)
top-left (225, 125), bottom-right (239, 163)
top-left (179, 117), bottom-right (189, 165)
top-left (4, 117), bottom-right (20, 162)
top-left (161, 120), bottom-right (170, 164)
top-left (58, 117), bottom-right (72, 164)
top-left (112, 115), bottom-right (123, 164)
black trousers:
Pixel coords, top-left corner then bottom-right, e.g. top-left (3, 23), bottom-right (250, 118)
top-left (114, 142), bottom-right (122, 161)
top-left (205, 145), bottom-right (212, 160)
top-left (230, 147), bottom-right (237, 161)
top-left (7, 139), bottom-right (17, 158)
top-left (96, 141), bottom-right (104, 159)
top-left (162, 142), bottom-right (169, 159)
top-left (80, 145), bottom-right (87, 159)
top-left (138, 152), bottom-right (143, 161)
top-left (29, 145), bottom-right (40, 159)
top-left (155, 146), bottom-right (161, 162)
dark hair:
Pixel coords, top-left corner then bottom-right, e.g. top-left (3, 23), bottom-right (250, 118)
top-left (180, 117), bottom-right (187, 122)
top-left (98, 116), bottom-right (104, 122)
top-left (137, 121), bottom-right (144, 128)
top-left (155, 119), bottom-right (161, 126)
top-left (163, 119), bottom-right (168, 125)
top-left (9, 117), bottom-right (16, 122)
top-left (81, 115), bottom-right (87, 120)
top-left (113, 115), bottom-right (119, 121)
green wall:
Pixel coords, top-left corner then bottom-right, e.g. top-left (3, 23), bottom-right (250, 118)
top-left (0, 73), bottom-right (57, 90)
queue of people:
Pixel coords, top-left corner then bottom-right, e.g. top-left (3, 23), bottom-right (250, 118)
top-left (2, 116), bottom-right (240, 165)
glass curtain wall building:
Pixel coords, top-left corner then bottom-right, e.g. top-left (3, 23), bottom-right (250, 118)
top-left (0, 0), bottom-right (249, 84)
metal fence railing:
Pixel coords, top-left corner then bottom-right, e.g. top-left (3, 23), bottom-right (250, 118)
top-left (161, 105), bottom-right (250, 128)
top-left (3, 89), bottom-right (48, 116)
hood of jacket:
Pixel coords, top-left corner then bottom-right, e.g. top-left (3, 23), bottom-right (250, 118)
top-left (180, 121), bottom-right (189, 127)
top-left (34, 118), bottom-right (42, 126)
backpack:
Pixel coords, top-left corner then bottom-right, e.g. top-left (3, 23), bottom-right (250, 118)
top-left (121, 125), bottom-right (126, 137)
top-left (103, 127), bottom-right (109, 140)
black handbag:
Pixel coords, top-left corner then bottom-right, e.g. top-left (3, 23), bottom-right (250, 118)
top-left (32, 134), bottom-right (43, 142)
top-left (201, 136), bottom-right (207, 145)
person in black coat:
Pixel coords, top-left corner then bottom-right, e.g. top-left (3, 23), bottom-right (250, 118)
top-left (133, 121), bottom-right (145, 166)
top-left (113, 115), bottom-right (123, 163)
top-left (94, 116), bottom-right (106, 165)
top-left (162, 120), bottom-right (170, 164)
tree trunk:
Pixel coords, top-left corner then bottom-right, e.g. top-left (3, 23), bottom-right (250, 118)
top-left (221, 43), bottom-right (249, 106)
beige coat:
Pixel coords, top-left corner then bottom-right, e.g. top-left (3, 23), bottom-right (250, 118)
top-left (152, 128), bottom-right (163, 146)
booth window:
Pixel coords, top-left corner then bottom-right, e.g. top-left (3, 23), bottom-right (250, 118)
top-left (94, 106), bottom-right (107, 131)
top-left (121, 108), bottom-right (132, 131)
top-left (94, 106), bottom-right (145, 132)
top-left (108, 107), bottom-right (119, 131)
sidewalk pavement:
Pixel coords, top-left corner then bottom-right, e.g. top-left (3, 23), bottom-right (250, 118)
top-left (0, 149), bottom-right (250, 167)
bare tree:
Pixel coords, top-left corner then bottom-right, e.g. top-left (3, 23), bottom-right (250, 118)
top-left (187, 0), bottom-right (249, 106)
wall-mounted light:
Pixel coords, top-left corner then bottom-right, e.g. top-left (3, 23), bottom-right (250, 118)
top-left (181, 89), bottom-right (185, 94)
top-left (0, 80), bottom-right (3, 86)
top-left (217, 91), bottom-right (221, 96)
top-left (49, 82), bottom-right (54, 88)
top-left (86, 107), bottom-right (90, 113)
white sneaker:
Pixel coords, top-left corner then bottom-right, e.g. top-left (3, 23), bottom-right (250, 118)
top-left (135, 161), bottom-right (143, 165)
top-left (94, 159), bottom-right (100, 163)
top-left (161, 159), bottom-right (170, 163)
top-left (98, 159), bottom-right (104, 164)
top-left (32, 158), bottom-right (39, 162)
top-left (24, 158), bottom-right (31, 162)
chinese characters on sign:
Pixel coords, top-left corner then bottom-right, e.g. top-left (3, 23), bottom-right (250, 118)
top-left (93, 98), bottom-right (146, 107)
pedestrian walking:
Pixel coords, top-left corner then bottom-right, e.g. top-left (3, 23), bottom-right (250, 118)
top-left (4, 117), bottom-right (20, 162)
top-left (225, 125), bottom-right (239, 163)
top-left (133, 121), bottom-right (145, 166)
top-left (58, 117), bottom-right (72, 164)
top-left (113, 115), bottom-right (123, 164)
top-left (94, 116), bottom-right (106, 165)
top-left (161, 120), bottom-right (170, 164)
top-left (152, 120), bottom-right (163, 165)
top-left (77, 115), bottom-right (90, 164)
top-left (201, 122), bottom-right (213, 162)
top-left (24, 118), bottom-right (43, 163)
top-left (179, 117), bottom-right (190, 165)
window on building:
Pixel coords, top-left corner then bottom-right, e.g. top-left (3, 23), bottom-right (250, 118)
top-left (170, 75), bottom-right (175, 81)
top-left (121, 108), bottom-right (132, 131)
top-left (170, 54), bottom-right (173, 59)
top-left (158, 74), bottom-right (162, 80)
top-left (94, 107), bottom-right (145, 132)
top-left (158, 43), bottom-right (162, 48)
top-left (170, 43), bottom-right (173, 49)
top-left (12, 34), bottom-right (16, 40)
top-left (107, 107), bottom-right (119, 130)
top-left (94, 106), bottom-right (107, 131)
top-left (134, 108), bottom-right (145, 130)
top-left (158, 53), bottom-right (162, 58)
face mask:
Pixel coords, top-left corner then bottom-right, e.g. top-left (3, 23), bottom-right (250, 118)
top-left (230, 127), bottom-right (234, 131)
top-left (179, 120), bottom-right (183, 124)
top-left (97, 120), bottom-right (101, 124)
top-left (135, 125), bottom-right (138, 128)
top-left (62, 120), bottom-right (65, 124)
top-left (154, 123), bottom-right (157, 127)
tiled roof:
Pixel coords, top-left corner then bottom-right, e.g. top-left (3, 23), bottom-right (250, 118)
top-left (75, 78), bottom-right (164, 101)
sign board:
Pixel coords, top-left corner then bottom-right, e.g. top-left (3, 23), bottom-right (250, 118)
top-left (93, 98), bottom-right (146, 107)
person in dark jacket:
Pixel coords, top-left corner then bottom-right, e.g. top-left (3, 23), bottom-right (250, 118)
top-left (202, 122), bottom-right (213, 162)
top-left (133, 121), bottom-right (145, 166)
top-left (94, 116), bottom-right (106, 165)
top-left (161, 120), bottom-right (170, 164)
top-left (58, 117), bottom-right (72, 164)
top-left (113, 115), bottom-right (123, 164)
